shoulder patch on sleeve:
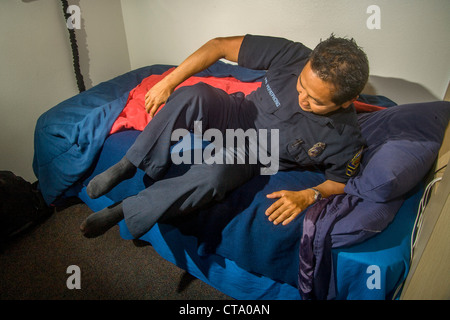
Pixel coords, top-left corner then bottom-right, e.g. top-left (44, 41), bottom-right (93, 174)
top-left (346, 147), bottom-right (363, 177)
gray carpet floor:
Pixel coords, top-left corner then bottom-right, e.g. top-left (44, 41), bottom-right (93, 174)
top-left (0, 202), bottom-right (232, 300)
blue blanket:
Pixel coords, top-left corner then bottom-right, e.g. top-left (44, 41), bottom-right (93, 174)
top-left (33, 65), bottom-right (157, 205)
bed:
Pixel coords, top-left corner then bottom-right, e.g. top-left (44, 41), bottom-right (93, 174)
top-left (33, 62), bottom-right (450, 300)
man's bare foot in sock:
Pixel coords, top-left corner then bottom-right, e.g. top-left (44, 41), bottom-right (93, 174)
top-left (86, 157), bottom-right (136, 199)
top-left (80, 202), bottom-right (124, 238)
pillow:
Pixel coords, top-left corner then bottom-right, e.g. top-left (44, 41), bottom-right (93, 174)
top-left (345, 101), bottom-right (450, 202)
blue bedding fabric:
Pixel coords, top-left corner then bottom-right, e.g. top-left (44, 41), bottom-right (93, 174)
top-left (33, 62), bottom-right (265, 205)
top-left (76, 130), bottom-right (423, 299)
top-left (33, 63), bottom-right (450, 299)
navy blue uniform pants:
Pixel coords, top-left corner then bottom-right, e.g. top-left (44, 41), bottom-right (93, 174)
top-left (123, 83), bottom-right (260, 238)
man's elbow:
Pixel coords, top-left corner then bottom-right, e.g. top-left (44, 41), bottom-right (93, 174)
top-left (210, 36), bottom-right (244, 62)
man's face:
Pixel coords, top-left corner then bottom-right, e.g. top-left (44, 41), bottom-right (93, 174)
top-left (296, 61), bottom-right (353, 115)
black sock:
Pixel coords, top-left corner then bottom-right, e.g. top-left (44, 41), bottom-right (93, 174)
top-left (86, 156), bottom-right (136, 199)
top-left (80, 202), bottom-right (124, 238)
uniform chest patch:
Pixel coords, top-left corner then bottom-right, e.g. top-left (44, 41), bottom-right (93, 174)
top-left (346, 147), bottom-right (363, 177)
top-left (308, 142), bottom-right (326, 158)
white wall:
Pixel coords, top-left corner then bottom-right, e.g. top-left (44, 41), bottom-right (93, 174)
top-left (0, 0), bottom-right (131, 181)
top-left (75, 0), bottom-right (131, 88)
top-left (1, 0), bottom-right (77, 181)
top-left (120, 0), bottom-right (450, 103)
top-left (2, 0), bottom-right (449, 182)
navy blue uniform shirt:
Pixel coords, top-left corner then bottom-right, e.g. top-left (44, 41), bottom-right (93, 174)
top-left (238, 34), bottom-right (365, 183)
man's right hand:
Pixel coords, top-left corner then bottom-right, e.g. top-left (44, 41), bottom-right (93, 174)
top-left (144, 35), bottom-right (244, 118)
top-left (144, 79), bottom-right (174, 118)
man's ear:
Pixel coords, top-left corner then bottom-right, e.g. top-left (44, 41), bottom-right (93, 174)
top-left (341, 96), bottom-right (358, 109)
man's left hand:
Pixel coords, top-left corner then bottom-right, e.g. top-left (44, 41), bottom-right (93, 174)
top-left (265, 189), bottom-right (315, 226)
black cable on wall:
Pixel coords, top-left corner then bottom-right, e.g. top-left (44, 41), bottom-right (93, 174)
top-left (61, 0), bottom-right (86, 93)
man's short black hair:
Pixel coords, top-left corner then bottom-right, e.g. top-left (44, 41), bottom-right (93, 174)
top-left (309, 34), bottom-right (369, 106)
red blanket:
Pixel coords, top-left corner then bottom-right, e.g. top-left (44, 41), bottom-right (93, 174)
top-left (110, 69), bottom-right (261, 134)
top-left (110, 69), bottom-right (385, 134)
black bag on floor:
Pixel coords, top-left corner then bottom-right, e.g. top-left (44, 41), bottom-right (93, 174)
top-left (0, 171), bottom-right (53, 242)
